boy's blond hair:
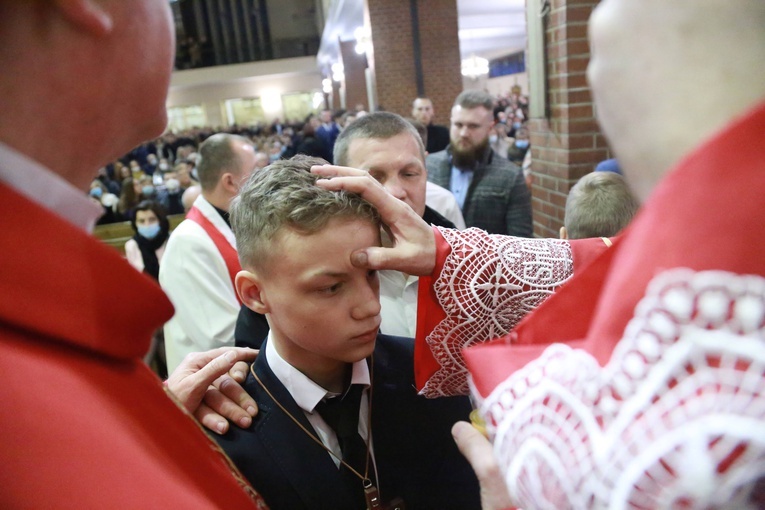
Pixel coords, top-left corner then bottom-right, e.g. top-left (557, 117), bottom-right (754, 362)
top-left (230, 155), bottom-right (381, 271)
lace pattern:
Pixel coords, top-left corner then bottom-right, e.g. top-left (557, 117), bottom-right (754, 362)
top-left (422, 228), bottom-right (574, 397)
top-left (479, 269), bottom-right (765, 509)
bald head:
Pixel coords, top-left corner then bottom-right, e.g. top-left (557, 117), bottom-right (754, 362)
top-left (0, 1), bottom-right (175, 189)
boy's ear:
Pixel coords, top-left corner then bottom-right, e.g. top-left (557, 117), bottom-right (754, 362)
top-left (53, 0), bottom-right (114, 37)
top-left (235, 270), bottom-right (269, 314)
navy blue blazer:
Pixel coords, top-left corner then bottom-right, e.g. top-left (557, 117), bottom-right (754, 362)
top-left (216, 334), bottom-right (480, 510)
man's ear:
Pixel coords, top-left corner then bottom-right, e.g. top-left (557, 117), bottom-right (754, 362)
top-left (221, 172), bottom-right (241, 195)
top-left (559, 226), bottom-right (568, 240)
top-left (53, 0), bottom-right (113, 36)
top-left (235, 270), bottom-right (269, 314)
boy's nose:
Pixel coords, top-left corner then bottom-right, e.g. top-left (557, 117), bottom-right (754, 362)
top-left (352, 283), bottom-right (381, 320)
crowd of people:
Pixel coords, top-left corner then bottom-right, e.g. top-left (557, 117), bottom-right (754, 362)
top-left (4, 0), bottom-right (763, 509)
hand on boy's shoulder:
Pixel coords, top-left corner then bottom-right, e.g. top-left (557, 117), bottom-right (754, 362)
top-left (165, 347), bottom-right (259, 435)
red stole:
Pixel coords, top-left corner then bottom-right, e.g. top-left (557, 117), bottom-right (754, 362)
top-left (186, 206), bottom-right (242, 305)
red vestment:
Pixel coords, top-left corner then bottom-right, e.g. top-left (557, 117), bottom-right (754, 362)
top-left (416, 102), bottom-right (765, 507)
top-left (0, 184), bottom-right (267, 509)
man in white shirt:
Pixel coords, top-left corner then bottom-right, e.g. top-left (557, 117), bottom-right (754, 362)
top-left (161, 133), bottom-right (258, 371)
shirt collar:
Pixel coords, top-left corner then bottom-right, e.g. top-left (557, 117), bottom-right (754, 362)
top-left (0, 141), bottom-right (102, 232)
top-left (265, 332), bottom-right (371, 414)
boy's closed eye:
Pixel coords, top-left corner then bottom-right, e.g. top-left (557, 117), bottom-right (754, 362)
top-left (317, 282), bottom-right (343, 295)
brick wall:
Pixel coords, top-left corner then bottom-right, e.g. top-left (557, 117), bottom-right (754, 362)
top-left (416, 0), bottom-right (463, 124)
top-left (528, 0), bottom-right (611, 238)
top-left (367, 0), bottom-right (462, 121)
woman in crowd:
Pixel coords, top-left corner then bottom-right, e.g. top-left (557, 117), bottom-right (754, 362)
top-left (124, 200), bottom-right (169, 281)
top-left (89, 179), bottom-right (122, 224)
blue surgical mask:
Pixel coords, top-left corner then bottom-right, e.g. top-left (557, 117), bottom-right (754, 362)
top-left (137, 223), bottom-right (161, 240)
top-left (513, 122), bottom-right (522, 130)
top-left (142, 185), bottom-right (156, 197)
top-left (515, 139), bottom-right (530, 149)
top-left (489, 134), bottom-right (498, 144)
top-left (89, 188), bottom-right (103, 199)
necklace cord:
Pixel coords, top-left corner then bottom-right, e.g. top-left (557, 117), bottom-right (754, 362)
top-left (250, 358), bottom-right (374, 484)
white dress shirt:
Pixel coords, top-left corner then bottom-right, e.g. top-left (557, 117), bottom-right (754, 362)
top-left (425, 181), bottom-right (466, 229)
top-left (379, 270), bottom-right (419, 338)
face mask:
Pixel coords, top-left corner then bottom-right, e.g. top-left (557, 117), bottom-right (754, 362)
top-left (515, 139), bottom-right (530, 149)
top-left (513, 122), bottom-right (522, 130)
top-left (489, 134), bottom-right (498, 144)
top-left (89, 188), bottom-right (103, 199)
top-left (142, 185), bottom-right (155, 196)
top-left (165, 178), bottom-right (181, 194)
top-left (137, 223), bottom-right (161, 240)
top-left (159, 163), bottom-right (169, 172)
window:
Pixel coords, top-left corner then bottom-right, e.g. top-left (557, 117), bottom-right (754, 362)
top-left (224, 97), bottom-right (266, 126)
top-left (167, 105), bottom-right (207, 131)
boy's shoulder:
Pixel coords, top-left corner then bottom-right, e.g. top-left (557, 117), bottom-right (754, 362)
top-left (215, 350), bottom-right (357, 510)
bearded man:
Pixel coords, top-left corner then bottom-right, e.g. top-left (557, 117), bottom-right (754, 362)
top-left (425, 90), bottom-right (532, 236)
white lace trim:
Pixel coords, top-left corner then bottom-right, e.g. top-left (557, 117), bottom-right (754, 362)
top-left (480, 269), bottom-right (765, 509)
top-left (422, 228), bottom-right (574, 397)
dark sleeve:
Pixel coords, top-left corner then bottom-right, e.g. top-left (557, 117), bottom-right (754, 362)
top-left (505, 167), bottom-right (533, 237)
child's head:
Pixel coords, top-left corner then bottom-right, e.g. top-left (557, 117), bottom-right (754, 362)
top-left (231, 155), bottom-right (383, 386)
top-left (562, 171), bottom-right (639, 240)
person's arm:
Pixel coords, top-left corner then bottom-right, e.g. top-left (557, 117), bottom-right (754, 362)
top-left (164, 347), bottom-right (259, 435)
top-left (504, 167), bottom-right (533, 238)
top-left (311, 164), bottom-right (611, 398)
top-left (452, 422), bottom-right (515, 510)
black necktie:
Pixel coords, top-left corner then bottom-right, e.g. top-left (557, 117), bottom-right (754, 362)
top-left (315, 384), bottom-right (369, 508)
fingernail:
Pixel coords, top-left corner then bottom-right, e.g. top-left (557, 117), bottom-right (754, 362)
top-left (216, 421), bottom-right (227, 434)
top-left (225, 351), bottom-right (236, 363)
top-left (247, 406), bottom-right (257, 416)
top-left (352, 251), bottom-right (368, 267)
top-left (239, 416), bottom-right (252, 428)
top-left (234, 370), bottom-right (245, 380)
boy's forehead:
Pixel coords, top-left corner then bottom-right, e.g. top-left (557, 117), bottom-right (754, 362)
top-left (267, 218), bottom-right (380, 276)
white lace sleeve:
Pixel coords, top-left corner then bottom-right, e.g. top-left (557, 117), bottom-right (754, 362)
top-left (422, 227), bottom-right (574, 397)
top-left (480, 269), bottom-right (765, 509)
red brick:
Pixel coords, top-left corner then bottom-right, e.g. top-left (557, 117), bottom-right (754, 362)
top-left (564, 22), bottom-right (589, 40)
top-left (567, 5), bottom-right (594, 23)
top-left (566, 88), bottom-right (593, 104)
top-left (550, 191), bottom-right (568, 208)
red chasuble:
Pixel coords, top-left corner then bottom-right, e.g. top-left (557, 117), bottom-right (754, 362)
top-left (0, 184), bottom-right (267, 509)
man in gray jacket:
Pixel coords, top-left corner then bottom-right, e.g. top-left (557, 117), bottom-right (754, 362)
top-left (426, 90), bottom-right (533, 237)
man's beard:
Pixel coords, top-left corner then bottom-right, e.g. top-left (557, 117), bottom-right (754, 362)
top-left (451, 138), bottom-right (489, 170)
